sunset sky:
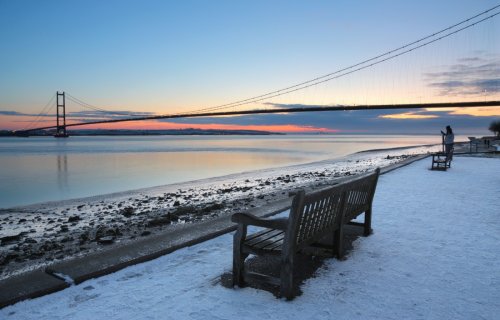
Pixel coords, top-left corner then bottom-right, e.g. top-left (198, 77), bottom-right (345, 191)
top-left (0, 0), bottom-right (499, 134)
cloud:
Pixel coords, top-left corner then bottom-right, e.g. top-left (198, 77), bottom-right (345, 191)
top-left (380, 112), bottom-right (439, 120)
top-left (425, 55), bottom-right (500, 96)
top-left (0, 111), bottom-right (35, 116)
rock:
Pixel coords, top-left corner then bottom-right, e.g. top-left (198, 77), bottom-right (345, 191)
top-left (4, 253), bottom-right (19, 263)
top-left (121, 207), bottom-right (135, 217)
top-left (61, 236), bottom-right (73, 243)
top-left (97, 236), bottom-right (114, 245)
top-left (0, 233), bottom-right (22, 244)
top-left (68, 215), bottom-right (80, 223)
top-left (201, 203), bottom-right (224, 213)
top-left (147, 217), bottom-right (172, 227)
top-left (140, 231), bottom-right (151, 237)
top-left (79, 232), bottom-right (89, 244)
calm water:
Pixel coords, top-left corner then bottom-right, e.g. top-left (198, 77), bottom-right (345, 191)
top-left (0, 135), bottom-right (451, 208)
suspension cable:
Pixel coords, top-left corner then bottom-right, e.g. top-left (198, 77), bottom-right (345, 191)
top-left (185, 5), bottom-right (500, 114)
top-left (20, 93), bottom-right (56, 131)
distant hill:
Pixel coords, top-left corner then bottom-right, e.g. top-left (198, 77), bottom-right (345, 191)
top-left (1, 129), bottom-right (281, 136)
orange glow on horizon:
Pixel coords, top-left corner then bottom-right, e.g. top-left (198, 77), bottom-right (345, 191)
top-left (78, 120), bottom-right (340, 133)
top-left (379, 112), bottom-right (438, 120)
top-left (0, 115), bottom-right (338, 133)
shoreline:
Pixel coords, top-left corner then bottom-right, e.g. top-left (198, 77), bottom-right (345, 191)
top-left (0, 143), bottom-right (443, 280)
top-left (1, 142), bottom-right (444, 212)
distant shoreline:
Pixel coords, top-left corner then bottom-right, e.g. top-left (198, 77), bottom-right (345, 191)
top-left (1, 130), bottom-right (493, 137)
top-left (0, 128), bottom-right (281, 137)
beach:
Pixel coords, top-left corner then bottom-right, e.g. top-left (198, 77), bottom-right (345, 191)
top-left (0, 144), bottom-right (440, 281)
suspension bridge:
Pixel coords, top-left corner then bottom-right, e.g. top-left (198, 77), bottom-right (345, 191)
top-left (11, 5), bottom-right (500, 137)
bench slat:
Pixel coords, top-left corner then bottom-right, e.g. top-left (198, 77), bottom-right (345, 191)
top-left (245, 228), bottom-right (276, 242)
top-left (245, 229), bottom-right (283, 247)
top-left (251, 236), bottom-right (284, 251)
top-left (297, 192), bottom-right (343, 245)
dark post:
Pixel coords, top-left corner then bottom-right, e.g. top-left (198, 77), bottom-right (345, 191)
top-left (441, 133), bottom-right (445, 153)
top-left (55, 91), bottom-right (69, 138)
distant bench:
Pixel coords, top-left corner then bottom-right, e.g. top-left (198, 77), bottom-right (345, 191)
top-left (231, 168), bottom-right (380, 299)
top-left (431, 152), bottom-right (452, 171)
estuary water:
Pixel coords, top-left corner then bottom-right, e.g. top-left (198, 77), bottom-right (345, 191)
top-left (0, 134), bottom-right (451, 208)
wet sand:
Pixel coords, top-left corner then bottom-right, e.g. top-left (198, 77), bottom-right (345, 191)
top-left (0, 144), bottom-right (441, 280)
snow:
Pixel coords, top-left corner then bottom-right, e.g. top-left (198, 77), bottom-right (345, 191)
top-left (2, 156), bottom-right (499, 319)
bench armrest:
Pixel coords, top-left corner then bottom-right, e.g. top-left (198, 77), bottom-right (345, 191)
top-left (231, 212), bottom-right (288, 230)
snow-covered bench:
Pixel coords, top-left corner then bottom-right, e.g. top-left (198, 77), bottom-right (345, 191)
top-left (231, 168), bottom-right (380, 299)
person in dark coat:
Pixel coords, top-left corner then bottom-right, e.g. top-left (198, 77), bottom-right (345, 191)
top-left (441, 125), bottom-right (454, 161)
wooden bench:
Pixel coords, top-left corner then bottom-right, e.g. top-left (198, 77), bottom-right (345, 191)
top-left (431, 152), bottom-right (451, 171)
top-left (231, 168), bottom-right (380, 299)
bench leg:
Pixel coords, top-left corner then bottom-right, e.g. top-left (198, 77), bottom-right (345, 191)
top-left (364, 208), bottom-right (372, 236)
top-left (280, 255), bottom-right (294, 299)
top-left (334, 227), bottom-right (344, 259)
top-left (232, 226), bottom-right (248, 287)
top-left (233, 250), bottom-right (248, 287)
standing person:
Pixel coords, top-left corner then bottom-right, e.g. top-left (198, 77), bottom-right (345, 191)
top-left (441, 125), bottom-right (454, 161)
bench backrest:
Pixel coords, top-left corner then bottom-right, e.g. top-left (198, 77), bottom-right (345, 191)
top-left (289, 184), bottom-right (345, 248)
top-left (342, 168), bottom-right (380, 221)
top-left (285, 168), bottom-right (380, 251)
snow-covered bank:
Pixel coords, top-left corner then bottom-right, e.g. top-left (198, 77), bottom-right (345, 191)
top-left (0, 144), bottom-right (441, 280)
top-left (2, 156), bottom-right (499, 319)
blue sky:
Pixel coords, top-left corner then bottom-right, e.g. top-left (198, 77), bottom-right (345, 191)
top-left (0, 0), bottom-right (499, 133)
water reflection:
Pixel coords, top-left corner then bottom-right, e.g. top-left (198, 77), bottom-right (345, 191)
top-left (0, 135), bottom-right (448, 208)
top-left (57, 154), bottom-right (68, 190)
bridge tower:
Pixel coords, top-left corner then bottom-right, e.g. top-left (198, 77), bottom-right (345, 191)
top-left (55, 91), bottom-right (69, 138)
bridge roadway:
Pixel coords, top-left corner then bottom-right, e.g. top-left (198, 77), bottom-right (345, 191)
top-left (17, 100), bottom-right (500, 133)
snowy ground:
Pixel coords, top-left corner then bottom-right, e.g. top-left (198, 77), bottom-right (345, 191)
top-left (0, 144), bottom-right (440, 279)
top-left (1, 155), bottom-right (498, 319)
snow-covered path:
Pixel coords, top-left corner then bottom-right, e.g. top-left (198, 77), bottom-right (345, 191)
top-left (2, 156), bottom-right (499, 320)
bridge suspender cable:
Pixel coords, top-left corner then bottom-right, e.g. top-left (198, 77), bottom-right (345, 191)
top-left (185, 4), bottom-right (500, 114)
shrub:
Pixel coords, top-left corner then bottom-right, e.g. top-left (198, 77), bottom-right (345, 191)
top-left (489, 120), bottom-right (500, 137)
